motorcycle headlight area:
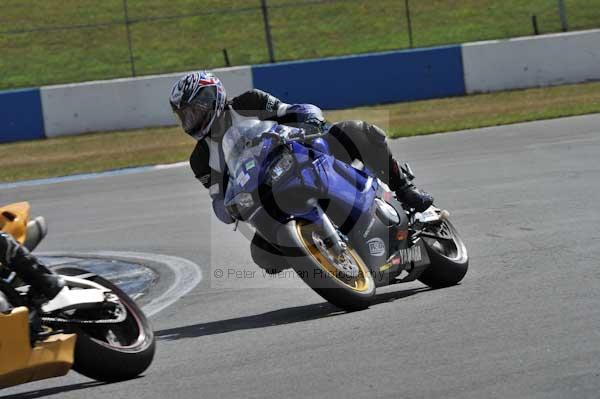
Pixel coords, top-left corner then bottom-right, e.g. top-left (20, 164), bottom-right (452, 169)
top-left (233, 192), bottom-right (255, 209)
top-left (226, 192), bottom-right (255, 221)
top-left (268, 152), bottom-right (294, 183)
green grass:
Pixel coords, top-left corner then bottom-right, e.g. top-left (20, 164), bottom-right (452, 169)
top-left (0, 127), bottom-right (195, 182)
top-left (1, 0), bottom-right (599, 89)
top-left (1, 81), bottom-right (599, 183)
top-left (333, 81), bottom-right (600, 138)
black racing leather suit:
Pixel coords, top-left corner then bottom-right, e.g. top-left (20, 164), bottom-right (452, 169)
top-left (0, 231), bottom-right (64, 299)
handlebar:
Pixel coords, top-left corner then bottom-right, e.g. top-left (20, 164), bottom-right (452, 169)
top-left (248, 124), bottom-right (331, 148)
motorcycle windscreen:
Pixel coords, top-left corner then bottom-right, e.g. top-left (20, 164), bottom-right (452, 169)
top-left (222, 118), bottom-right (277, 175)
top-left (222, 118), bottom-right (279, 205)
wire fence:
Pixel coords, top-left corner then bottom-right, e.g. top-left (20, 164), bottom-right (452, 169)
top-left (1, 0), bottom-right (599, 90)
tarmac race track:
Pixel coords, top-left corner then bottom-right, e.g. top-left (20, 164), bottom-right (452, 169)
top-left (1, 114), bottom-right (599, 399)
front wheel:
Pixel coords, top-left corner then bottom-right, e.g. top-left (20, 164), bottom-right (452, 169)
top-left (278, 221), bottom-right (375, 311)
top-left (418, 219), bottom-right (469, 288)
top-left (52, 266), bottom-right (155, 382)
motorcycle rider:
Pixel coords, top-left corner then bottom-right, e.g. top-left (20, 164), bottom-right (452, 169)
top-left (0, 232), bottom-right (64, 302)
top-left (169, 71), bottom-right (433, 273)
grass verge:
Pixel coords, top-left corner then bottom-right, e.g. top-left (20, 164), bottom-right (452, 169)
top-left (1, 0), bottom-right (599, 89)
top-left (1, 81), bottom-right (599, 183)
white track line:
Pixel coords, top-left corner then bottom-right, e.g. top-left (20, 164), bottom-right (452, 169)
top-left (41, 250), bottom-right (203, 317)
top-left (0, 162), bottom-right (187, 190)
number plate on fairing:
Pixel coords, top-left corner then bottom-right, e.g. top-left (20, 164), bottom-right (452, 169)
top-left (415, 206), bottom-right (441, 223)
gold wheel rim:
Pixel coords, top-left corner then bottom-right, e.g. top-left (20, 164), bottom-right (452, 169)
top-left (295, 222), bottom-right (372, 292)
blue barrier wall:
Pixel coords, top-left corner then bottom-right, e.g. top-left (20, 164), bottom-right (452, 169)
top-left (252, 46), bottom-right (466, 109)
top-left (0, 88), bottom-right (45, 143)
top-left (6, 31), bottom-right (596, 144)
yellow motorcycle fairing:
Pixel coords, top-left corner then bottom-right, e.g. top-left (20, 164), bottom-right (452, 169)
top-left (0, 307), bottom-right (76, 389)
top-left (0, 202), bottom-right (76, 388)
top-left (0, 202), bottom-right (30, 243)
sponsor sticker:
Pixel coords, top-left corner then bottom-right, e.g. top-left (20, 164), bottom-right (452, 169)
top-left (380, 246), bottom-right (424, 273)
top-left (236, 172), bottom-right (250, 187)
top-left (367, 237), bottom-right (386, 257)
top-left (245, 160), bottom-right (256, 171)
top-left (396, 246), bottom-right (422, 265)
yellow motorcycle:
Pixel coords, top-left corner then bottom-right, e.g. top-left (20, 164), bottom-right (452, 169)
top-left (0, 202), bottom-right (155, 389)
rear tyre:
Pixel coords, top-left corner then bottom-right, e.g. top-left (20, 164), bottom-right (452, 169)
top-left (53, 266), bottom-right (155, 382)
top-left (278, 221), bottom-right (375, 311)
top-left (417, 220), bottom-right (468, 288)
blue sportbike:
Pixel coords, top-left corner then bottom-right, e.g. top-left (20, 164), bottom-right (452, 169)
top-left (223, 115), bottom-right (468, 310)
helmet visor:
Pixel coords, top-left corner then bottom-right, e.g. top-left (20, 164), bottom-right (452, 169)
top-left (172, 86), bottom-right (218, 139)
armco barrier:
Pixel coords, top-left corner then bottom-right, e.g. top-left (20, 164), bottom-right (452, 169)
top-left (252, 46), bottom-right (466, 109)
top-left (462, 29), bottom-right (600, 93)
top-left (41, 66), bottom-right (253, 137)
top-left (0, 88), bottom-right (45, 143)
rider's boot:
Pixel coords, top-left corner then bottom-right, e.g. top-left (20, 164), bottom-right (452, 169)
top-left (0, 232), bottom-right (64, 301)
top-left (389, 158), bottom-right (434, 212)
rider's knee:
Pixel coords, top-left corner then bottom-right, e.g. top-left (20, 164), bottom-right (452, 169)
top-left (331, 120), bottom-right (362, 136)
top-left (328, 121), bottom-right (361, 161)
top-left (331, 120), bottom-right (386, 146)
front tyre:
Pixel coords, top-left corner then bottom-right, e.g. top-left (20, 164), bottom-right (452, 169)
top-left (53, 267), bottom-right (155, 382)
top-left (279, 221), bottom-right (375, 311)
top-left (418, 219), bottom-right (469, 288)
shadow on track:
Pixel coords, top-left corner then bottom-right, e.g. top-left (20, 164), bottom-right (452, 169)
top-left (156, 286), bottom-right (430, 341)
top-left (0, 381), bottom-right (109, 399)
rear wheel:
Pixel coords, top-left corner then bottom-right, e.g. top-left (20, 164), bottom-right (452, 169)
top-left (279, 221), bottom-right (375, 311)
top-left (51, 266), bottom-right (155, 382)
top-left (418, 220), bottom-right (468, 288)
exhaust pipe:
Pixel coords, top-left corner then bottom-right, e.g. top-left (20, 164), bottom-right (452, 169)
top-left (23, 216), bottom-right (48, 252)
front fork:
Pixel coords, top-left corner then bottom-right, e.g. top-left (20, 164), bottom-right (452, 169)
top-left (310, 200), bottom-right (347, 259)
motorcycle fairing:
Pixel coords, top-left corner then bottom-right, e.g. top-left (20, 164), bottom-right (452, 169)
top-left (0, 202), bottom-right (30, 244)
top-left (221, 118), bottom-right (430, 286)
top-left (0, 307), bottom-right (75, 389)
